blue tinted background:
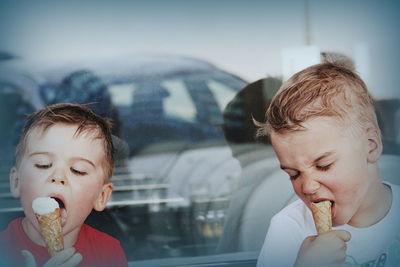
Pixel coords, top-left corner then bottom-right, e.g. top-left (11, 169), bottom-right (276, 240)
top-left (0, 0), bottom-right (399, 98)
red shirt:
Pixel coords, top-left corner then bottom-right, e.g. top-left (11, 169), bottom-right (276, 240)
top-left (0, 218), bottom-right (128, 267)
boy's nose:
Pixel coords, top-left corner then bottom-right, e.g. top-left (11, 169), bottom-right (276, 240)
top-left (48, 175), bottom-right (68, 186)
top-left (51, 177), bottom-right (67, 185)
top-left (302, 177), bottom-right (320, 195)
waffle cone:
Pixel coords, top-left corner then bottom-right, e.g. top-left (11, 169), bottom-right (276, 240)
top-left (310, 201), bottom-right (332, 234)
top-left (35, 208), bottom-right (64, 256)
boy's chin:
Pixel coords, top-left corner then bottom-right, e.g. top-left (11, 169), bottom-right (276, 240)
top-left (61, 212), bottom-right (92, 233)
top-left (332, 216), bottom-right (349, 227)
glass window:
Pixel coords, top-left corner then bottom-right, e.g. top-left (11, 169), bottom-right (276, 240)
top-left (2, 51), bottom-right (399, 267)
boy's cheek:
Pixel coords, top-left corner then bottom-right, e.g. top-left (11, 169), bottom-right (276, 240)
top-left (291, 182), bottom-right (305, 198)
top-left (19, 190), bottom-right (36, 208)
top-left (19, 183), bottom-right (43, 214)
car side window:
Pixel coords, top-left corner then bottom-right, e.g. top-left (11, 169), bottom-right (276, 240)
top-left (162, 79), bottom-right (196, 122)
top-left (207, 79), bottom-right (238, 112)
top-left (108, 83), bottom-right (137, 107)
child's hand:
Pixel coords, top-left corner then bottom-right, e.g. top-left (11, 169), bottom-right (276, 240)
top-left (294, 230), bottom-right (351, 267)
top-left (22, 248), bottom-right (82, 267)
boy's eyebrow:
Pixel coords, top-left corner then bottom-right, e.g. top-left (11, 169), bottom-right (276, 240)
top-left (71, 157), bottom-right (96, 167)
top-left (29, 152), bottom-right (52, 157)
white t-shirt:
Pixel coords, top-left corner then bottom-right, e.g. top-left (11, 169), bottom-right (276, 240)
top-left (257, 182), bottom-right (400, 267)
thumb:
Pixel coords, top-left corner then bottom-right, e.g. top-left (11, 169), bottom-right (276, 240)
top-left (332, 230), bottom-right (351, 242)
top-left (21, 250), bottom-right (37, 267)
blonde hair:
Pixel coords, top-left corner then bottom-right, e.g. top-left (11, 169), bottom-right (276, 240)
top-left (257, 63), bottom-right (379, 137)
top-left (15, 103), bottom-right (114, 180)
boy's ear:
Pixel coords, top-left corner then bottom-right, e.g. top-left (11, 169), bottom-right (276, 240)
top-left (10, 167), bottom-right (21, 198)
top-left (366, 127), bottom-right (382, 164)
top-left (93, 182), bottom-right (113, 211)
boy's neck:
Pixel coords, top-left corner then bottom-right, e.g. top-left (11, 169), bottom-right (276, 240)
top-left (22, 218), bottom-right (81, 249)
top-left (348, 171), bottom-right (392, 228)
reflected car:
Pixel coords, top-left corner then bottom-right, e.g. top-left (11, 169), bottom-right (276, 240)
top-left (0, 54), bottom-right (247, 261)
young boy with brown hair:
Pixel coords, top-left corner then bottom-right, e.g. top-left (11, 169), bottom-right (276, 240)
top-left (0, 103), bottom-right (127, 266)
top-left (256, 63), bottom-right (400, 266)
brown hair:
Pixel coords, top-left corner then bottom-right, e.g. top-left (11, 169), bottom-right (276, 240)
top-left (15, 103), bottom-right (114, 180)
top-left (257, 62), bottom-right (379, 136)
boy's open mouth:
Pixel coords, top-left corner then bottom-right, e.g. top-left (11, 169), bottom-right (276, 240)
top-left (312, 199), bottom-right (334, 204)
top-left (312, 199), bottom-right (336, 218)
top-left (51, 197), bottom-right (65, 209)
top-left (49, 196), bottom-right (67, 226)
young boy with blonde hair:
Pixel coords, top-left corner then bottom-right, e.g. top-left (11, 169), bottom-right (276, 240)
top-left (0, 103), bottom-right (127, 266)
top-left (256, 63), bottom-right (400, 266)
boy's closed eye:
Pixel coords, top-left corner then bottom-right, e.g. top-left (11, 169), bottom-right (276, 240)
top-left (289, 172), bottom-right (300, 180)
top-left (70, 161), bottom-right (92, 176)
top-left (70, 167), bottom-right (88, 176)
top-left (31, 153), bottom-right (53, 169)
top-left (316, 163), bottom-right (334, 171)
top-left (284, 163), bottom-right (334, 180)
top-left (69, 157), bottom-right (95, 177)
top-left (35, 163), bottom-right (52, 169)
top-left (283, 169), bottom-right (300, 180)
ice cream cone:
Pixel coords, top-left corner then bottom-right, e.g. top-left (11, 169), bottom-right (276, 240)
top-left (32, 197), bottom-right (64, 256)
top-left (310, 200), bottom-right (332, 234)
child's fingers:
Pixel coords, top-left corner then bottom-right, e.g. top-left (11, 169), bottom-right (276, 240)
top-left (59, 253), bottom-right (83, 267)
top-left (44, 247), bottom-right (78, 267)
top-left (295, 232), bottom-right (350, 267)
top-left (21, 250), bottom-right (37, 267)
top-left (331, 230), bottom-right (351, 242)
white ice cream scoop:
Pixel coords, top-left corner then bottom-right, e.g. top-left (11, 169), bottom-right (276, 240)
top-left (32, 197), bottom-right (59, 215)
